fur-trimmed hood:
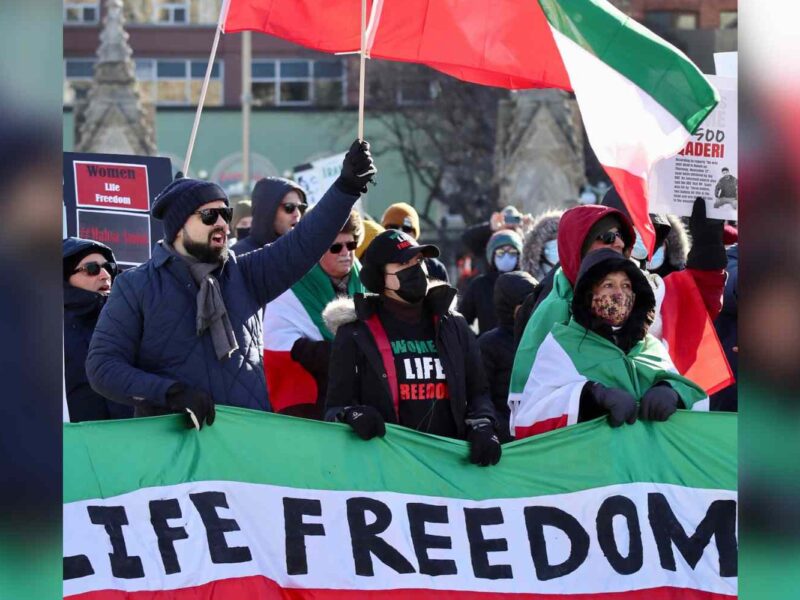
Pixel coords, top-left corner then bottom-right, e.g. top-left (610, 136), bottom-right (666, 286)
top-left (322, 281), bottom-right (454, 335)
top-left (521, 209), bottom-right (563, 281)
top-left (664, 215), bottom-right (689, 268)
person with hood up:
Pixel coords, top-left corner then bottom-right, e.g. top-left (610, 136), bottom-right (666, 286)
top-left (711, 243), bottom-right (738, 412)
top-left (323, 229), bottom-right (502, 467)
top-left (520, 208), bottom-right (563, 283)
top-left (231, 177), bottom-right (308, 255)
top-left (63, 237), bottom-right (133, 422)
top-left (459, 229), bottom-right (523, 335)
top-left (478, 270), bottom-right (537, 442)
top-left (262, 210), bottom-right (366, 419)
top-left (227, 198), bottom-right (252, 247)
top-left (381, 202), bottom-right (449, 282)
top-left (460, 205), bottom-right (533, 274)
top-left (87, 140), bottom-right (376, 428)
top-left (510, 248), bottom-right (708, 439)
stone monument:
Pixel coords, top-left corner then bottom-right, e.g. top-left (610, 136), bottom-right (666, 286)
top-left (494, 89), bottom-right (585, 215)
top-left (74, 0), bottom-right (156, 155)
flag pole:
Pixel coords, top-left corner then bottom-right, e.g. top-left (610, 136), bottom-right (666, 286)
top-left (357, 0), bottom-right (367, 141)
top-left (183, 0), bottom-right (230, 175)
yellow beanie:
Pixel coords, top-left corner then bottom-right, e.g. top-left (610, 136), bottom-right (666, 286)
top-left (356, 220), bottom-right (385, 260)
top-left (381, 202), bottom-right (420, 239)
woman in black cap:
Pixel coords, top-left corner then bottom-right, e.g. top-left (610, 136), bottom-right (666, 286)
top-left (322, 230), bottom-right (502, 466)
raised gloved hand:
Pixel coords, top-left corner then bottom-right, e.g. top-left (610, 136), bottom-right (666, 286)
top-left (467, 420), bottom-right (502, 466)
top-left (687, 197), bottom-right (726, 270)
top-left (166, 383), bottom-right (215, 430)
top-left (639, 383), bottom-right (681, 421)
top-left (587, 382), bottom-right (638, 427)
top-left (335, 139), bottom-right (377, 196)
top-left (337, 405), bottom-right (386, 440)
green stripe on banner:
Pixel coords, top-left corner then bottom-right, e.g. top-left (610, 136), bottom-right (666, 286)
top-left (537, 0), bottom-right (718, 132)
top-left (64, 408), bottom-right (735, 504)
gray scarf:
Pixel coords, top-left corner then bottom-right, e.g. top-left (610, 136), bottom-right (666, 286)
top-left (164, 242), bottom-right (239, 360)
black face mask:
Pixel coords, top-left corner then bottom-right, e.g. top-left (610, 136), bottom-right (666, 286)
top-left (392, 262), bottom-right (428, 304)
top-left (236, 227), bottom-right (250, 239)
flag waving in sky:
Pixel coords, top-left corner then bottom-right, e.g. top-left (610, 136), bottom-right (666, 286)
top-left (224, 0), bottom-right (719, 253)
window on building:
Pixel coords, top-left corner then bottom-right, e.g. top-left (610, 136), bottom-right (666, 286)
top-left (135, 58), bottom-right (224, 106)
top-left (63, 59), bottom-right (95, 106)
top-left (720, 11), bottom-right (737, 29)
top-left (153, 0), bottom-right (189, 24)
top-left (396, 79), bottom-right (435, 106)
top-left (64, 0), bottom-right (100, 24)
top-left (644, 10), bottom-right (698, 32)
top-left (251, 58), bottom-right (346, 107)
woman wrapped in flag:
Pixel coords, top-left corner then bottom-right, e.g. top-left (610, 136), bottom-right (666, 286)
top-left (509, 248), bottom-right (708, 439)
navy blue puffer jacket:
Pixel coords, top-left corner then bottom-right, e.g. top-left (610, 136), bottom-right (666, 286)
top-left (86, 184), bottom-right (358, 415)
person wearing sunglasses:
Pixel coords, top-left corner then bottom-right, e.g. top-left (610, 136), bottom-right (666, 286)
top-left (86, 139), bottom-right (377, 429)
top-left (63, 237), bottom-right (133, 422)
top-left (380, 202), bottom-right (450, 283)
top-left (232, 177), bottom-right (309, 256)
top-left (323, 230), bottom-right (502, 467)
top-left (458, 229), bottom-right (524, 336)
top-left (263, 210), bottom-right (366, 419)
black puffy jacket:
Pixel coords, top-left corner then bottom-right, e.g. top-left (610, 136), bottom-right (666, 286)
top-left (324, 286), bottom-right (497, 438)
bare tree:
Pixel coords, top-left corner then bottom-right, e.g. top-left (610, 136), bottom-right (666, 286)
top-left (365, 62), bottom-right (509, 231)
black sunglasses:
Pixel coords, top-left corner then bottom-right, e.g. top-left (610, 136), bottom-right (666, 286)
top-left (281, 202), bottom-right (308, 215)
top-left (195, 207), bottom-right (233, 225)
top-left (75, 261), bottom-right (117, 276)
top-left (596, 230), bottom-right (623, 245)
top-left (329, 241), bottom-right (358, 254)
top-left (385, 224), bottom-right (415, 235)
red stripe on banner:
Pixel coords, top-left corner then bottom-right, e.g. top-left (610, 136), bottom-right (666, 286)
top-left (68, 576), bottom-right (735, 600)
top-left (603, 166), bottom-right (656, 257)
top-left (263, 350), bottom-right (318, 413)
top-left (515, 414), bottom-right (569, 439)
top-left (661, 272), bottom-right (734, 396)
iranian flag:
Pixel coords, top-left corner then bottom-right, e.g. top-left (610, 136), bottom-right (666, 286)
top-left (223, 0), bottom-right (719, 253)
top-left (263, 262), bottom-right (364, 413)
top-left (64, 408), bottom-right (737, 598)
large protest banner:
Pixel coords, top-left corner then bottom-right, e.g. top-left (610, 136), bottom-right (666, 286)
top-left (63, 152), bottom-right (173, 267)
top-left (64, 409), bottom-right (737, 599)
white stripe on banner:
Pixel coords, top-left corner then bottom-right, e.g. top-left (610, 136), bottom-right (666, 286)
top-left (64, 481), bottom-right (737, 597)
top-left (548, 27), bottom-right (690, 177)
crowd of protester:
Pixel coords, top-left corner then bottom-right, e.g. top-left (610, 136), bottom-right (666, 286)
top-left (63, 139), bottom-right (738, 468)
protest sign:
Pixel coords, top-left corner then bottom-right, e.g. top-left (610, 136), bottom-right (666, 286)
top-left (293, 152), bottom-right (346, 208)
top-left (64, 408), bottom-right (737, 599)
top-left (648, 76), bottom-right (737, 220)
top-left (63, 152), bottom-right (173, 267)
top-left (714, 52), bottom-right (738, 78)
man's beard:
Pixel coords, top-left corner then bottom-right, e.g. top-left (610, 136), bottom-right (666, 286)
top-left (183, 228), bottom-right (228, 264)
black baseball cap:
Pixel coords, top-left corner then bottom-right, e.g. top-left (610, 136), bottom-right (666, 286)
top-left (362, 230), bottom-right (439, 268)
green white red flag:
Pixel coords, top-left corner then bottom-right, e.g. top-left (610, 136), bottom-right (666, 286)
top-left (64, 408), bottom-right (737, 598)
top-left (223, 0), bottom-right (719, 253)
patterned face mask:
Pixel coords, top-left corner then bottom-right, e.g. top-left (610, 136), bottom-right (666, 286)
top-left (591, 291), bottom-right (635, 326)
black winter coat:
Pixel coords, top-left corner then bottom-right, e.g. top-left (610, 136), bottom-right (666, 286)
top-left (64, 284), bottom-right (133, 421)
top-left (458, 270), bottom-right (499, 335)
top-left (477, 325), bottom-right (515, 442)
top-left (324, 286), bottom-right (497, 438)
top-left (711, 244), bottom-right (738, 412)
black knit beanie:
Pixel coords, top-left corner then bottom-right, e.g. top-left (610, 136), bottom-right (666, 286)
top-left (151, 177), bottom-right (229, 243)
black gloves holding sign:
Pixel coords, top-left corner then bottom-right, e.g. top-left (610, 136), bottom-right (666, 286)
top-left (467, 420), bottom-right (502, 467)
top-left (166, 383), bottom-right (215, 430)
top-left (338, 405), bottom-right (386, 440)
top-left (335, 139), bottom-right (378, 196)
top-left (639, 383), bottom-right (682, 421)
top-left (582, 382), bottom-right (638, 427)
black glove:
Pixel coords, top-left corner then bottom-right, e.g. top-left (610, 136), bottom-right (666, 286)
top-left (338, 405), bottom-right (385, 440)
top-left (639, 383), bottom-right (681, 421)
top-left (587, 382), bottom-right (638, 427)
top-left (334, 139), bottom-right (377, 196)
top-left (467, 422), bottom-right (502, 466)
top-left (166, 383), bottom-right (215, 430)
top-left (687, 197), bottom-right (727, 270)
